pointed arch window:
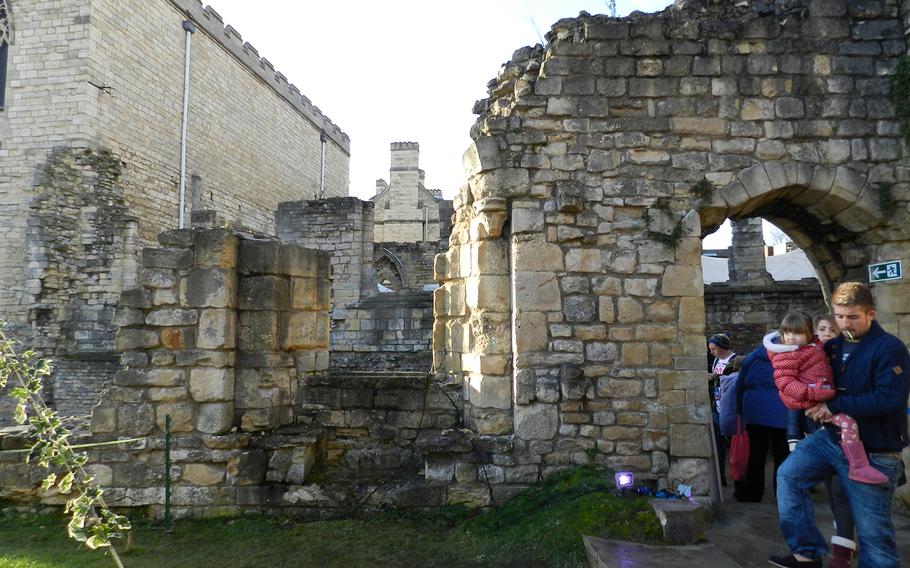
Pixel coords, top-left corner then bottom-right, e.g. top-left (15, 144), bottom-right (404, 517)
top-left (0, 0), bottom-right (11, 109)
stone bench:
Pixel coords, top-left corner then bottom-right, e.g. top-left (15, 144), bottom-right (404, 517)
top-left (649, 498), bottom-right (706, 544)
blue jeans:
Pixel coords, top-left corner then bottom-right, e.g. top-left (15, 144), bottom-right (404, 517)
top-left (776, 428), bottom-right (904, 567)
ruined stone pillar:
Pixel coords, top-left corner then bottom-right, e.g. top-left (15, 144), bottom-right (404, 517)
top-left (728, 218), bottom-right (772, 284)
top-left (94, 228), bottom-right (239, 436)
top-left (235, 240), bottom-right (330, 431)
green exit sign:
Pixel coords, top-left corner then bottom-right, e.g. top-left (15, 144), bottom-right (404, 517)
top-left (868, 260), bottom-right (902, 283)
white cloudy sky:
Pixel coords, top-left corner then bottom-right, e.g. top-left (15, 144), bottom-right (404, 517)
top-left (204, 0), bottom-right (780, 248)
top-left (204, 0), bottom-right (674, 199)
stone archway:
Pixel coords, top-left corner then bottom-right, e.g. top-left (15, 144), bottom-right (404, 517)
top-left (435, 1), bottom-right (910, 495)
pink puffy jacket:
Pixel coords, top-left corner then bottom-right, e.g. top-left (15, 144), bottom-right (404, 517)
top-left (763, 331), bottom-right (835, 410)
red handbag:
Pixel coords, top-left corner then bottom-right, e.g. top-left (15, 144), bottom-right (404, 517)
top-left (729, 417), bottom-right (749, 482)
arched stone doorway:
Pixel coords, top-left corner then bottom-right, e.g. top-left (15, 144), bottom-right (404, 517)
top-left (434, 2), bottom-right (910, 497)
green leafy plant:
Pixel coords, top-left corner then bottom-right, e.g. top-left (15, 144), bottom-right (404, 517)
top-left (876, 182), bottom-right (896, 218)
top-left (688, 178), bottom-right (714, 203)
top-left (0, 324), bottom-right (129, 567)
top-left (646, 198), bottom-right (684, 249)
top-left (891, 56), bottom-right (910, 143)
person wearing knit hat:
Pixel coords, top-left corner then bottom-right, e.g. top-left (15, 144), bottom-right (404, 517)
top-left (708, 332), bottom-right (740, 487)
top-left (709, 333), bottom-right (732, 352)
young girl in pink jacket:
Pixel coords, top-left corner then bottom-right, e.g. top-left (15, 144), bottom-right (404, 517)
top-left (764, 311), bottom-right (887, 485)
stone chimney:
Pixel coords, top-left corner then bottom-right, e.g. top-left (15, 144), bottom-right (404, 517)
top-left (728, 217), bottom-right (773, 284)
top-left (389, 142), bottom-right (420, 209)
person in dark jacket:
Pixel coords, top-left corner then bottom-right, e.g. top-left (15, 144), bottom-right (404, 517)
top-left (771, 283), bottom-right (910, 568)
top-left (733, 342), bottom-right (790, 502)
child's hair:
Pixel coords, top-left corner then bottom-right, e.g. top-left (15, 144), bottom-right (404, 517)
top-left (813, 313), bottom-right (837, 331)
top-left (780, 311), bottom-right (814, 338)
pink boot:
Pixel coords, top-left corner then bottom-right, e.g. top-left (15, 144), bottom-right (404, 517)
top-left (832, 414), bottom-right (888, 485)
top-left (826, 536), bottom-right (855, 568)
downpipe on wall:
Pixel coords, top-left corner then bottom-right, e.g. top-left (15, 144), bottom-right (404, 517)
top-left (319, 132), bottom-right (327, 199)
top-left (178, 19), bottom-right (196, 229)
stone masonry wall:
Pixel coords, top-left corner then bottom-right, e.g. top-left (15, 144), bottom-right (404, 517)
top-left (0, 0), bottom-right (349, 424)
top-left (88, 0), bottom-right (350, 240)
top-left (704, 280), bottom-right (827, 353)
top-left (436, 0), bottom-right (910, 495)
top-left (1, 228), bottom-right (334, 517)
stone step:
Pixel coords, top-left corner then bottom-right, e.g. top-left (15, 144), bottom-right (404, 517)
top-left (251, 425), bottom-right (326, 485)
top-left (583, 536), bottom-right (742, 568)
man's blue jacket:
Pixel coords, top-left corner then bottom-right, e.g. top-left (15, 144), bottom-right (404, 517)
top-left (825, 320), bottom-right (910, 453)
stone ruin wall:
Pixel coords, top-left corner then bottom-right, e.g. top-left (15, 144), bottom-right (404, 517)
top-left (435, 0), bottom-right (910, 494)
top-left (0, 0), bottom-right (350, 422)
top-left (276, 198), bottom-right (439, 372)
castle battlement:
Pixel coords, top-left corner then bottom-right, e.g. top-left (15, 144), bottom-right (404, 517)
top-left (175, 0), bottom-right (350, 154)
top-left (391, 141), bottom-right (420, 151)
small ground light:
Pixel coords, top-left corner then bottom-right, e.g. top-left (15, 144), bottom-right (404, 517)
top-left (614, 471), bottom-right (634, 490)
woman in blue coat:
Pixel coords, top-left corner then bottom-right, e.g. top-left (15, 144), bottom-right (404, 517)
top-left (733, 342), bottom-right (791, 502)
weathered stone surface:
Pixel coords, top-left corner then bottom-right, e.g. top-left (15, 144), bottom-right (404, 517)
top-left (190, 368), bottom-right (235, 402)
top-left (180, 269), bottom-right (237, 308)
top-left (197, 309), bottom-right (236, 350)
top-left (669, 424), bottom-right (712, 457)
top-left (514, 403), bottom-right (558, 440)
top-left (197, 403), bottom-right (234, 434)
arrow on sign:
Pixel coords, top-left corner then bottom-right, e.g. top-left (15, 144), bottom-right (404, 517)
top-left (872, 266), bottom-right (889, 278)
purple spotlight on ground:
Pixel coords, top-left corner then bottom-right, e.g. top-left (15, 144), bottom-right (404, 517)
top-left (615, 471), bottom-right (634, 489)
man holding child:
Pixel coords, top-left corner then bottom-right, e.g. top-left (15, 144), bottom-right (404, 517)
top-left (771, 282), bottom-right (910, 568)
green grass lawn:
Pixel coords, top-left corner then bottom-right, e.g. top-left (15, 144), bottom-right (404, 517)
top-left (0, 467), bottom-right (663, 568)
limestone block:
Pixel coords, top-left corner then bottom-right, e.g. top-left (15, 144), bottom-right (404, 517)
top-left (565, 249), bottom-right (602, 272)
top-left (621, 343), bottom-right (650, 366)
top-left (513, 235), bottom-right (564, 272)
top-left (116, 328), bottom-right (160, 351)
top-left (513, 271), bottom-right (562, 312)
top-left (661, 266), bottom-right (703, 296)
top-left (190, 368), bottom-right (235, 402)
top-left (176, 350), bottom-right (235, 368)
top-left (197, 402), bottom-right (234, 434)
top-left (197, 309), bottom-right (236, 350)
top-left (146, 308), bottom-right (198, 327)
top-left (514, 403), bottom-right (558, 440)
top-left (473, 239), bottom-right (509, 276)
top-left (670, 424), bottom-right (712, 457)
top-left (515, 311), bottom-right (548, 352)
top-left (180, 269), bottom-right (237, 308)
top-left (737, 163), bottom-right (773, 198)
top-left (112, 307), bottom-right (144, 327)
top-left (154, 288), bottom-right (179, 306)
top-left (138, 267), bottom-right (178, 289)
top-left (116, 403), bottom-right (155, 436)
top-left (183, 463), bottom-right (226, 486)
top-left (114, 368), bottom-right (184, 387)
top-left (564, 296), bottom-right (596, 322)
top-left (90, 406), bottom-right (116, 434)
top-left (433, 253), bottom-right (448, 283)
top-left (158, 229), bottom-right (194, 248)
top-left (469, 169), bottom-right (530, 201)
top-left (281, 311), bottom-right (328, 350)
top-left (586, 342), bottom-right (618, 362)
top-left (239, 276), bottom-right (289, 311)
top-left (156, 403), bottom-right (195, 432)
top-left (670, 117), bottom-right (727, 135)
top-left (597, 377), bottom-right (643, 398)
top-left (281, 246), bottom-right (322, 278)
top-left (195, 229), bottom-right (238, 269)
top-left (147, 387), bottom-right (188, 402)
top-left (466, 373), bottom-right (511, 409)
top-left (463, 137), bottom-right (501, 177)
top-left (161, 327), bottom-right (195, 350)
top-left (617, 297), bottom-right (643, 323)
top-left (238, 311), bottom-right (279, 351)
top-left (235, 368), bottom-right (292, 409)
top-left (142, 248), bottom-right (193, 270)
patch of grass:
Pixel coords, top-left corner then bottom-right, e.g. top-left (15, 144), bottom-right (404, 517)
top-left (0, 467), bottom-right (661, 568)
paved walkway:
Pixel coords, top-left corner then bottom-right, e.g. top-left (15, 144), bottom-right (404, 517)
top-left (586, 483), bottom-right (910, 567)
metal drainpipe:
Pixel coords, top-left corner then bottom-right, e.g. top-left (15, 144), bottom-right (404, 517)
top-left (178, 20), bottom-right (196, 229)
top-left (319, 132), bottom-right (327, 199)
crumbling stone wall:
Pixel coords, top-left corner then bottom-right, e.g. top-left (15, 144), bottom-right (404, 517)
top-left (277, 198), bottom-right (437, 371)
top-left (436, 0), bottom-right (910, 494)
top-left (0, 0), bottom-right (349, 423)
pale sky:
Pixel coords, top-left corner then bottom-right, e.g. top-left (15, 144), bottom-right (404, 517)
top-left (205, 0), bottom-right (782, 249)
top-left (204, 0), bottom-right (674, 200)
